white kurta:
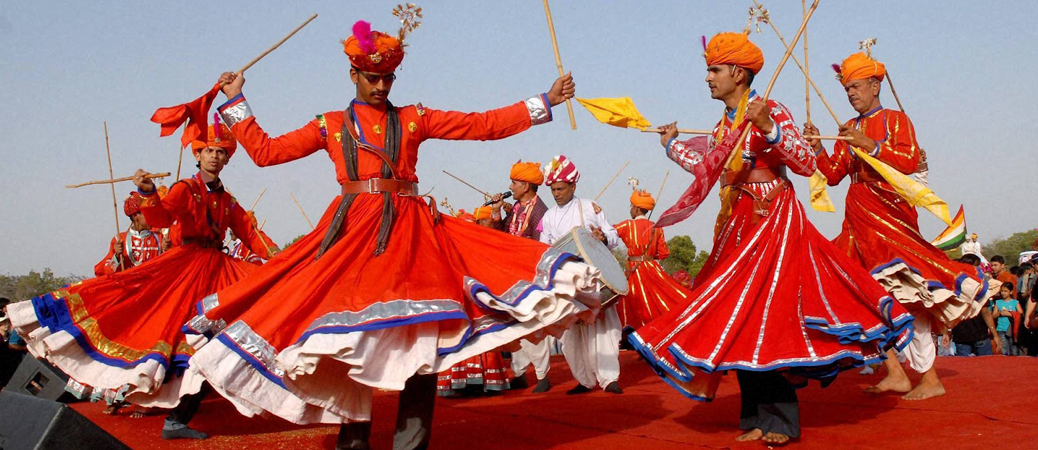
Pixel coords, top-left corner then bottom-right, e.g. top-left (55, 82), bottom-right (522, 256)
top-left (540, 197), bottom-right (622, 388)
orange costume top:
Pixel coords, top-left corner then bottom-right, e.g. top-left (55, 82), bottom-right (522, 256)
top-left (93, 228), bottom-right (164, 276)
top-left (613, 217), bottom-right (684, 329)
top-left (815, 107), bottom-right (992, 328)
top-left (217, 94), bottom-right (552, 184)
top-left (139, 173), bottom-right (275, 259)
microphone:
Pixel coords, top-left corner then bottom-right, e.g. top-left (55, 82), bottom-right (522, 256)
top-left (483, 191), bottom-right (512, 206)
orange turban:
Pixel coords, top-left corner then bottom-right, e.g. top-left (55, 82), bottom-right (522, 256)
top-left (473, 206), bottom-right (493, 221)
top-left (510, 160), bottom-right (544, 185)
top-left (838, 52), bottom-right (885, 86)
top-left (704, 32), bottom-right (764, 75)
top-left (630, 190), bottom-right (656, 211)
top-left (191, 123), bottom-right (237, 157)
top-left (344, 21), bottom-right (404, 73)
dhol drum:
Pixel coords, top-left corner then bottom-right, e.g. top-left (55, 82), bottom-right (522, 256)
top-left (551, 227), bottom-right (629, 307)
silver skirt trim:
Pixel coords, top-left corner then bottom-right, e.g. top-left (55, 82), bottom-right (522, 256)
top-left (223, 321), bottom-right (285, 378)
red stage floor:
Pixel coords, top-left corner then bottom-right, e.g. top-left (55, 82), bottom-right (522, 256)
top-left (72, 353), bottom-right (1037, 449)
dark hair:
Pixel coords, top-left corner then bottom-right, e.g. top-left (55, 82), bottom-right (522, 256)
top-left (1010, 266), bottom-right (1022, 276)
top-left (1002, 282), bottom-right (1015, 293)
top-left (529, 183), bottom-right (538, 193)
top-left (0, 297), bottom-right (10, 309)
top-left (1023, 262), bottom-right (1033, 270)
top-left (957, 254), bottom-right (981, 266)
top-left (991, 255), bottom-right (1006, 264)
top-left (741, 67), bottom-right (755, 86)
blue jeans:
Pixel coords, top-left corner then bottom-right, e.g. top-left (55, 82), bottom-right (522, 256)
top-left (954, 339), bottom-right (993, 356)
top-left (997, 331), bottom-right (1016, 356)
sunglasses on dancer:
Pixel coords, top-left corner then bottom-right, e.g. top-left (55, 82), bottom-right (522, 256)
top-left (356, 70), bottom-right (397, 84)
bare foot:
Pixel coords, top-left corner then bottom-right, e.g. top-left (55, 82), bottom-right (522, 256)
top-left (102, 404), bottom-right (122, 415)
top-left (130, 407), bottom-right (151, 419)
top-left (862, 373), bottom-right (911, 394)
top-left (762, 432), bottom-right (790, 446)
top-left (902, 380), bottom-right (945, 400)
top-left (735, 428), bottom-right (763, 442)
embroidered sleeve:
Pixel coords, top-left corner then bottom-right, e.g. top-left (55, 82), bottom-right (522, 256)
top-left (665, 135), bottom-right (712, 174)
top-left (750, 101), bottom-right (817, 177)
top-left (216, 95), bottom-right (324, 167)
top-left (873, 110), bottom-right (920, 174)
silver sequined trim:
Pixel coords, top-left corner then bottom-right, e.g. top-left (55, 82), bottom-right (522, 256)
top-left (305, 299), bottom-right (465, 333)
top-left (525, 95), bottom-right (550, 126)
top-left (184, 294), bottom-right (227, 335)
top-left (223, 321), bottom-right (284, 377)
top-left (220, 100), bottom-right (254, 127)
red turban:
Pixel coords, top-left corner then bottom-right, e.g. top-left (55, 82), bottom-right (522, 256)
top-left (343, 21), bottom-right (404, 73)
top-left (837, 52), bottom-right (886, 86)
top-left (124, 192), bottom-right (142, 217)
top-left (704, 32), bottom-right (764, 75)
top-left (191, 123), bottom-right (237, 157)
top-left (630, 189), bottom-right (656, 211)
top-left (544, 155), bottom-right (580, 185)
top-left (473, 206), bottom-right (493, 221)
top-left (510, 160), bottom-right (544, 185)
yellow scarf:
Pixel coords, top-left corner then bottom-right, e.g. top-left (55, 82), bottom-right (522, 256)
top-left (713, 90), bottom-right (751, 237)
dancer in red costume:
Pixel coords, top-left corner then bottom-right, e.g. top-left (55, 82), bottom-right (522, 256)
top-left (803, 52), bottom-right (999, 401)
top-left (8, 123), bottom-right (277, 440)
top-left (629, 32), bottom-right (913, 445)
top-left (436, 208), bottom-right (513, 397)
top-left (93, 192), bottom-right (165, 276)
top-left (227, 211), bottom-right (272, 265)
top-left (613, 189), bottom-right (684, 330)
top-left (182, 16), bottom-right (596, 450)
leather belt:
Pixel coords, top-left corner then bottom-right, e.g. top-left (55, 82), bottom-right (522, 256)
top-left (722, 166), bottom-right (786, 187)
top-left (627, 255), bottom-right (655, 262)
top-left (340, 178), bottom-right (417, 196)
top-left (851, 170), bottom-right (885, 184)
top-left (182, 238), bottom-right (223, 249)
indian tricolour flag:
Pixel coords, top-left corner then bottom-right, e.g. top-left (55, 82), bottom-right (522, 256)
top-left (931, 206), bottom-right (966, 251)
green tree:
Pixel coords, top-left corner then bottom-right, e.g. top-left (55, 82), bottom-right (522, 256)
top-left (0, 269), bottom-right (84, 302)
top-left (661, 235), bottom-right (710, 278)
top-left (983, 229), bottom-right (1038, 264)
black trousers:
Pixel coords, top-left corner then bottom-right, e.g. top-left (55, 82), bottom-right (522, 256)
top-left (736, 370), bottom-right (800, 438)
top-left (167, 382), bottom-right (213, 426)
top-left (337, 373), bottom-right (438, 450)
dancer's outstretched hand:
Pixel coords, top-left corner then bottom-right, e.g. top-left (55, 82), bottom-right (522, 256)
top-left (547, 72), bottom-right (575, 106)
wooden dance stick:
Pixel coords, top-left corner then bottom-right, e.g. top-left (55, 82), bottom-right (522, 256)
top-left (646, 170), bottom-right (670, 220)
top-left (885, 72), bottom-right (906, 113)
top-left (803, 0), bottom-right (812, 124)
top-left (442, 170), bottom-right (492, 198)
top-left (753, 0), bottom-right (841, 127)
top-left (248, 187), bottom-right (267, 211)
top-left (103, 122), bottom-right (123, 270)
top-left (542, 0), bottom-right (577, 130)
top-left (639, 128), bottom-right (849, 141)
top-left (728, 0), bottom-right (821, 159)
top-left (237, 14), bottom-right (318, 77)
top-left (175, 144), bottom-right (185, 180)
top-left (66, 172), bottom-right (171, 189)
top-left (290, 192), bottom-right (315, 231)
top-left (593, 160), bottom-right (630, 202)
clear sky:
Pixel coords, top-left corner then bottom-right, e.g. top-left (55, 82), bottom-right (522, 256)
top-left (1, 0), bottom-right (1034, 277)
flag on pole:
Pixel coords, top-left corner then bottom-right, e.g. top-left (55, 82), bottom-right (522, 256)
top-left (150, 83), bottom-right (222, 148)
top-left (808, 171), bottom-right (836, 212)
top-left (931, 206), bottom-right (967, 251)
top-left (850, 147), bottom-right (953, 225)
top-left (575, 97), bottom-right (652, 130)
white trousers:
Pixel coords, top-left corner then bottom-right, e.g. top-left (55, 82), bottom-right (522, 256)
top-left (561, 305), bottom-right (622, 388)
top-left (511, 337), bottom-right (552, 380)
top-left (904, 313), bottom-right (936, 373)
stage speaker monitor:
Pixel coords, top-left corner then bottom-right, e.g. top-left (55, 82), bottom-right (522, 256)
top-left (6, 356), bottom-right (73, 403)
top-left (0, 390), bottom-right (130, 450)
